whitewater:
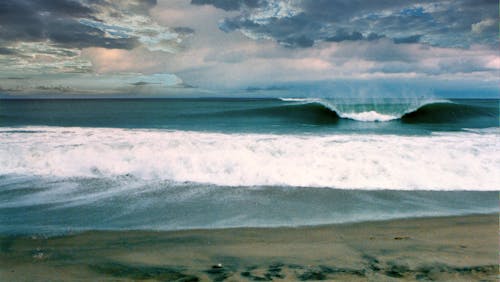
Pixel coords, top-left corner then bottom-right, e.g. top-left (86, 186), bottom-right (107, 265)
top-left (279, 97), bottom-right (455, 122)
top-left (1, 98), bottom-right (498, 234)
top-left (1, 126), bottom-right (498, 190)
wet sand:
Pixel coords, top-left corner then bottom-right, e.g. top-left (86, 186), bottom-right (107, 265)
top-left (0, 214), bottom-right (498, 281)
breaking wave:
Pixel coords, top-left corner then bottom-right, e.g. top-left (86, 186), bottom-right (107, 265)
top-left (277, 98), bottom-right (497, 123)
top-left (0, 126), bottom-right (498, 190)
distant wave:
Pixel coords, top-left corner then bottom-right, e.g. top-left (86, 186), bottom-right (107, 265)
top-left (278, 98), bottom-right (496, 123)
top-left (200, 102), bottom-right (341, 124)
top-left (279, 98), bottom-right (397, 121)
top-left (0, 126), bottom-right (498, 190)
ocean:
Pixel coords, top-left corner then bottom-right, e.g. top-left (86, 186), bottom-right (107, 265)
top-left (0, 98), bottom-right (498, 235)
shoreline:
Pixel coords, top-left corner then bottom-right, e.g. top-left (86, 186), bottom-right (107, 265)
top-left (2, 211), bottom-right (498, 237)
top-left (1, 213), bottom-right (498, 281)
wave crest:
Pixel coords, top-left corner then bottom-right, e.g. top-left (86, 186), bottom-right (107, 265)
top-left (278, 98), bottom-right (495, 123)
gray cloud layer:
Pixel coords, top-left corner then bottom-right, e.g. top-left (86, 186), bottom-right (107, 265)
top-left (0, 0), bottom-right (143, 49)
top-left (0, 0), bottom-right (498, 95)
top-left (201, 0), bottom-right (498, 48)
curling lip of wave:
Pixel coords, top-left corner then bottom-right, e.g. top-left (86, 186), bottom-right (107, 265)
top-left (278, 98), bottom-right (494, 122)
top-left (279, 97), bottom-right (443, 122)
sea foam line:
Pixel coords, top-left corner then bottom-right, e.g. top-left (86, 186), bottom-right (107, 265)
top-left (0, 126), bottom-right (498, 190)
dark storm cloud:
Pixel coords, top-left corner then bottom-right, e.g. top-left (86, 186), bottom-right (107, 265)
top-left (206, 0), bottom-right (498, 48)
top-left (0, 47), bottom-right (17, 55)
top-left (0, 0), bottom-right (95, 20)
top-left (96, 0), bottom-right (157, 14)
top-left (174, 27), bottom-right (196, 34)
top-left (191, 0), bottom-right (262, 11)
top-left (325, 30), bottom-right (363, 42)
top-left (282, 35), bottom-right (314, 48)
top-left (220, 12), bottom-right (324, 48)
top-left (46, 18), bottom-right (139, 49)
top-left (393, 35), bottom-right (421, 44)
top-left (298, 0), bottom-right (417, 22)
top-left (0, 0), bottom-right (142, 50)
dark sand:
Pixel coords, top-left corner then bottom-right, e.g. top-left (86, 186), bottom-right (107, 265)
top-left (0, 214), bottom-right (498, 281)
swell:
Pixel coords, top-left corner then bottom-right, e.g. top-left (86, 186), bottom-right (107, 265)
top-left (201, 103), bottom-right (341, 124)
top-left (401, 102), bottom-right (498, 123)
top-left (272, 98), bottom-right (497, 123)
top-left (1, 99), bottom-right (496, 128)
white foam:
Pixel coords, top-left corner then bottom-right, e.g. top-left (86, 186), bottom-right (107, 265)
top-left (279, 97), bottom-right (311, 102)
top-left (0, 126), bottom-right (498, 190)
top-left (463, 127), bottom-right (500, 134)
top-left (278, 97), bottom-right (454, 122)
top-left (339, 111), bottom-right (398, 122)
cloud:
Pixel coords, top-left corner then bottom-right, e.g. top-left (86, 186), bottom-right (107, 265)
top-left (190, 0), bottom-right (261, 11)
top-left (0, 0), bottom-right (190, 82)
top-left (0, 0), bottom-right (189, 55)
top-left (48, 18), bottom-right (140, 49)
top-left (0, 41), bottom-right (92, 74)
top-left (393, 35), bottom-right (422, 44)
top-left (0, 71), bottom-right (183, 95)
top-left (0, 0), bottom-right (498, 96)
top-left (471, 18), bottom-right (496, 34)
top-left (131, 81), bottom-right (153, 86)
top-left (173, 27), bottom-right (195, 34)
top-left (0, 47), bottom-right (17, 55)
top-left (205, 0), bottom-right (498, 48)
top-left (82, 0), bottom-right (190, 53)
top-left (0, 0), bottom-right (123, 46)
top-left (167, 36), bottom-right (499, 88)
top-left (326, 31), bottom-right (363, 42)
top-left (35, 85), bottom-right (75, 92)
top-left (82, 47), bottom-right (161, 73)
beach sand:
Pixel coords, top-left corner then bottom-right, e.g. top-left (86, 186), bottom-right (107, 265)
top-left (0, 214), bottom-right (497, 281)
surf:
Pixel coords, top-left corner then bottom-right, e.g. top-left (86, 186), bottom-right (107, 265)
top-left (1, 126), bottom-right (498, 190)
top-left (278, 98), bottom-right (497, 123)
top-left (1, 99), bottom-right (496, 133)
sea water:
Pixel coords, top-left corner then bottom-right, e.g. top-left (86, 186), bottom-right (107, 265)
top-left (0, 98), bottom-right (498, 234)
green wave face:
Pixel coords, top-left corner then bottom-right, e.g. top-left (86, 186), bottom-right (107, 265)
top-left (0, 98), bottom-right (497, 134)
top-left (401, 102), bottom-right (498, 123)
top-left (276, 98), bottom-right (498, 124)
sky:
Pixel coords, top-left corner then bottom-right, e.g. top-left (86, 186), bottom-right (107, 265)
top-left (0, 0), bottom-right (498, 98)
